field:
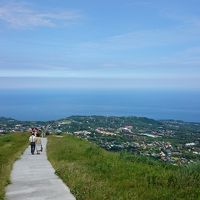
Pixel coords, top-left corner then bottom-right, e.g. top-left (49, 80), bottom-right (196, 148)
top-left (0, 133), bottom-right (28, 200)
top-left (47, 135), bottom-right (200, 200)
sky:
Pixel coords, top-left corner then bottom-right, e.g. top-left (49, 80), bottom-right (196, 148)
top-left (0, 0), bottom-right (200, 90)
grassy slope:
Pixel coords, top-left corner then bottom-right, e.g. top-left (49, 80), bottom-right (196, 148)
top-left (47, 135), bottom-right (200, 200)
top-left (0, 133), bottom-right (28, 200)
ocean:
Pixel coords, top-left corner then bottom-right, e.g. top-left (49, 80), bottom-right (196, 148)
top-left (0, 89), bottom-right (200, 122)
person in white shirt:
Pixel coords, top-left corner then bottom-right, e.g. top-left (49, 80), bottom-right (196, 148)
top-left (35, 133), bottom-right (42, 154)
top-left (29, 133), bottom-right (36, 155)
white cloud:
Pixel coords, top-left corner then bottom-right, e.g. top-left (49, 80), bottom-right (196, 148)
top-left (0, 2), bottom-right (81, 28)
top-left (0, 76), bottom-right (199, 89)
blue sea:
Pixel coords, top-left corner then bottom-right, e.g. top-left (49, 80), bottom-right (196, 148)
top-left (0, 89), bottom-right (200, 122)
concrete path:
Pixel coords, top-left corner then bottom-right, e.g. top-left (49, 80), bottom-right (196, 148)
top-left (5, 138), bottom-right (76, 200)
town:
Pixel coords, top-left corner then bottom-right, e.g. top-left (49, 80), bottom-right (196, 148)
top-left (0, 116), bottom-right (200, 165)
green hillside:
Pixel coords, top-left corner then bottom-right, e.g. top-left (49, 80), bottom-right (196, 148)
top-left (47, 135), bottom-right (200, 200)
top-left (0, 133), bottom-right (28, 200)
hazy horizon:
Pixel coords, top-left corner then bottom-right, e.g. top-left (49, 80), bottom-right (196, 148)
top-left (0, 89), bottom-right (200, 122)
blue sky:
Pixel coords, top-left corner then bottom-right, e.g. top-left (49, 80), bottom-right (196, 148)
top-left (0, 0), bottom-right (200, 89)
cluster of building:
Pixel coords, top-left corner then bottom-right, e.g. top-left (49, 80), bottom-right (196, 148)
top-left (95, 128), bottom-right (116, 136)
top-left (70, 124), bottom-right (200, 165)
top-left (0, 123), bottom-right (27, 133)
top-left (1, 116), bottom-right (200, 165)
top-left (0, 119), bottom-right (48, 136)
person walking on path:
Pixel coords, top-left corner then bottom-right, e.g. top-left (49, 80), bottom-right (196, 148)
top-left (29, 133), bottom-right (36, 155)
top-left (35, 133), bottom-right (42, 154)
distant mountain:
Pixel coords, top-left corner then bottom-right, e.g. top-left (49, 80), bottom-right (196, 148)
top-left (0, 117), bottom-right (17, 121)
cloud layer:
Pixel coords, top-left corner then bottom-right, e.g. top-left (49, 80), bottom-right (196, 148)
top-left (1, 76), bottom-right (199, 90)
top-left (0, 2), bottom-right (81, 28)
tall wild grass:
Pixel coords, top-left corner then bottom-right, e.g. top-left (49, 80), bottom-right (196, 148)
top-left (0, 133), bottom-right (28, 200)
top-left (47, 135), bottom-right (200, 200)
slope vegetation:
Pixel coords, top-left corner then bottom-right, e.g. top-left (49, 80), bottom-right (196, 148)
top-left (0, 133), bottom-right (28, 200)
top-left (47, 135), bottom-right (200, 200)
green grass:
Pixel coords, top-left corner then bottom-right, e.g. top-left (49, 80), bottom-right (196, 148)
top-left (47, 135), bottom-right (200, 200)
top-left (0, 133), bottom-right (28, 200)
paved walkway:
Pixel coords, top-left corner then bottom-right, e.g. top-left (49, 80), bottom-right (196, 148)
top-left (5, 138), bottom-right (75, 200)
